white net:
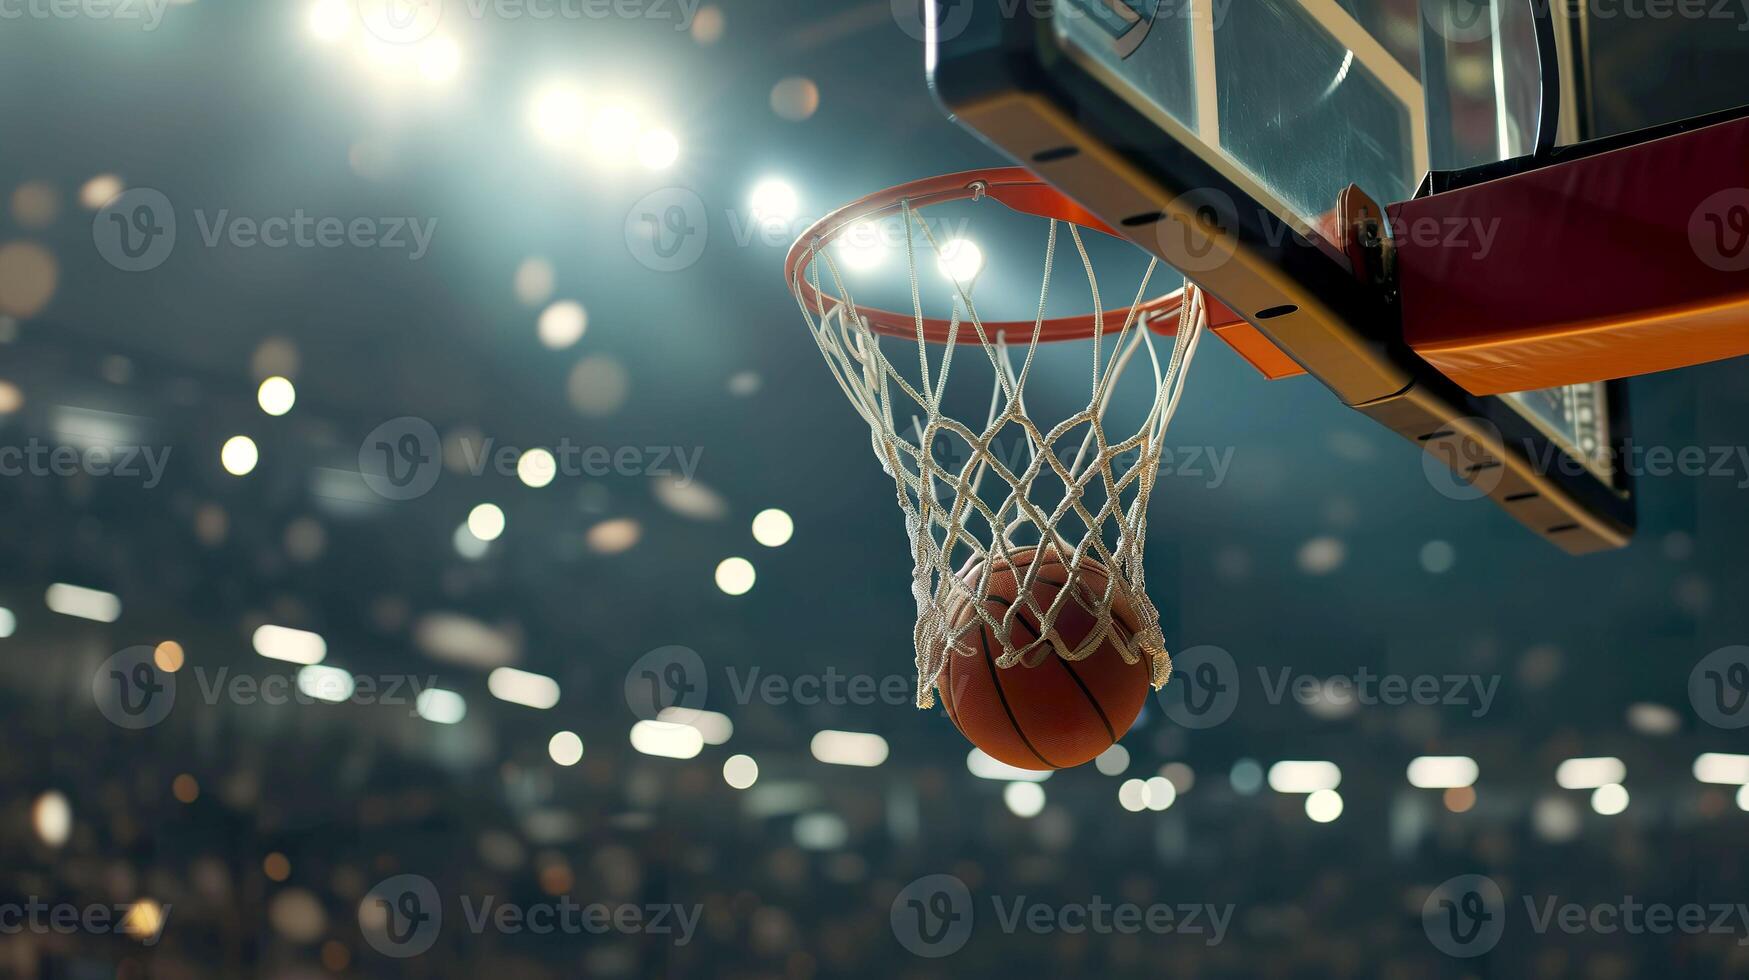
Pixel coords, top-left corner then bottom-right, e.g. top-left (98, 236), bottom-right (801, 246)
top-left (791, 195), bottom-right (1208, 709)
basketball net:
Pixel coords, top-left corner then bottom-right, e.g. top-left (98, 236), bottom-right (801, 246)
top-left (791, 197), bottom-right (1207, 709)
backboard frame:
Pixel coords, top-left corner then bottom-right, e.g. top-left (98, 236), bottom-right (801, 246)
top-left (927, 0), bottom-right (1636, 553)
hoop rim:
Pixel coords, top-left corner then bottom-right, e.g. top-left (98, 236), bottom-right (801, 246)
top-left (785, 167), bottom-right (1187, 345)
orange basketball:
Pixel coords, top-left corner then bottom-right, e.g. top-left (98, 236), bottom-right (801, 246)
top-left (934, 547), bottom-right (1151, 771)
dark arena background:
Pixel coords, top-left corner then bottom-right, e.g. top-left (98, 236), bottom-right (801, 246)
top-left (2, 1), bottom-right (1749, 978)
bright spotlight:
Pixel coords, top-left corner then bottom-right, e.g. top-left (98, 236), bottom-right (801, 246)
top-left (528, 82), bottom-right (588, 147)
top-left (1591, 783), bottom-right (1629, 816)
top-left (548, 731), bottom-right (585, 766)
top-left (749, 178), bottom-right (799, 226)
top-left (1306, 788), bottom-right (1344, 823)
top-left (1004, 781), bottom-right (1046, 818)
top-left (751, 509), bottom-right (794, 547)
top-left (937, 238), bottom-right (984, 282)
top-left (307, 0), bottom-right (351, 42)
top-left (586, 102), bottom-right (642, 165)
top-left (834, 221), bottom-right (886, 271)
top-left (356, 34), bottom-right (412, 77)
top-left (417, 37), bottom-right (462, 84)
top-left (468, 503), bottom-right (506, 542)
top-left (257, 377), bottom-right (296, 416)
top-left (716, 557), bottom-right (756, 596)
top-left (636, 128), bottom-right (681, 171)
top-left (221, 436), bottom-right (259, 476)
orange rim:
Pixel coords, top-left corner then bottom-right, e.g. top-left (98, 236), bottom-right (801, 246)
top-left (785, 167), bottom-right (1187, 345)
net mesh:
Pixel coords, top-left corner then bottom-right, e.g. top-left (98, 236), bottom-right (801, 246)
top-left (791, 195), bottom-right (1207, 709)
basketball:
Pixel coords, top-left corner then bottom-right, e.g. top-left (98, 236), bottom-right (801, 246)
top-left (934, 547), bottom-right (1153, 771)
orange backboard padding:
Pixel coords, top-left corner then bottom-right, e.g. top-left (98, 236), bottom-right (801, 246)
top-left (1163, 290), bottom-right (1307, 380)
top-left (1390, 114), bottom-right (1749, 396)
top-left (1210, 318), bottom-right (1308, 380)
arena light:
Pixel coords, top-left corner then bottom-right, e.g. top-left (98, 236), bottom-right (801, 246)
top-left (252, 625), bottom-right (327, 665)
top-left (296, 665), bottom-right (355, 703)
top-left (936, 238), bottom-right (984, 282)
top-left (966, 748), bottom-right (1050, 783)
top-left (548, 731), bottom-right (584, 766)
top-left (45, 583), bottom-right (121, 623)
top-left (1406, 756), bottom-right (1478, 789)
top-left (749, 178), bottom-right (799, 226)
top-left (809, 730), bottom-right (888, 767)
top-left (415, 688), bottom-right (467, 725)
top-left (723, 754), bottom-right (759, 789)
top-left (833, 220), bottom-right (887, 271)
top-left (1591, 783), bottom-right (1629, 815)
top-left (257, 377), bottom-right (296, 416)
top-left (1306, 789), bottom-right (1344, 823)
top-left (630, 720), bottom-right (704, 759)
top-left (221, 435), bottom-right (259, 476)
top-left (751, 508), bottom-right (794, 547)
top-left (658, 707), bottom-right (734, 745)
top-left (1144, 776), bottom-right (1176, 811)
top-left (1118, 778), bottom-right (1148, 812)
top-left (32, 791), bottom-right (71, 848)
top-left (417, 36), bottom-right (462, 84)
top-left (1693, 752), bottom-right (1749, 785)
top-left (1004, 781), bottom-right (1046, 818)
top-left (1555, 756), bottom-right (1626, 790)
top-left (715, 557), bottom-right (756, 596)
top-left (584, 101), bottom-right (642, 166)
top-left (528, 81), bottom-right (589, 147)
top-left (635, 128), bottom-right (680, 171)
top-left (1267, 760), bottom-right (1341, 794)
top-left (306, 0), bottom-right (351, 42)
top-left (467, 503), bottom-right (506, 542)
top-left (487, 667), bottom-right (560, 709)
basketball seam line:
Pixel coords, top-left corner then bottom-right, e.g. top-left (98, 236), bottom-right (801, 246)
top-left (997, 583), bottom-right (1120, 746)
top-left (977, 615), bottom-right (1060, 770)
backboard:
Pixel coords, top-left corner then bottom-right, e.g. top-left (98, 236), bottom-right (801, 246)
top-left (928, 0), bottom-right (1641, 553)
